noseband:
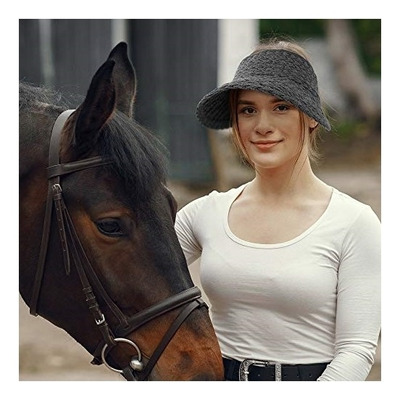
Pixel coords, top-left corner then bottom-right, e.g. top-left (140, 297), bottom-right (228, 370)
top-left (30, 110), bottom-right (207, 380)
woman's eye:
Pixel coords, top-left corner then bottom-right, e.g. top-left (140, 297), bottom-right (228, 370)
top-left (96, 219), bottom-right (124, 237)
top-left (239, 106), bottom-right (256, 115)
top-left (275, 104), bottom-right (290, 112)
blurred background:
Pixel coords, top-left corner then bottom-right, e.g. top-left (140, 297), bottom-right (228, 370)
top-left (19, 19), bottom-right (381, 381)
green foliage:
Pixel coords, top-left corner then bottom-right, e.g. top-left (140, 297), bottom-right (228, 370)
top-left (352, 19), bottom-right (381, 76)
top-left (332, 119), bottom-right (371, 141)
top-left (259, 19), bottom-right (325, 38)
top-left (259, 19), bottom-right (381, 76)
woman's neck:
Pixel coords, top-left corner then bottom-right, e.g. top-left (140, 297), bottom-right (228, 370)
top-left (250, 156), bottom-right (323, 202)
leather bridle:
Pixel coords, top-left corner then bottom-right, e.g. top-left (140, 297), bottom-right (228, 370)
top-left (29, 109), bottom-right (207, 380)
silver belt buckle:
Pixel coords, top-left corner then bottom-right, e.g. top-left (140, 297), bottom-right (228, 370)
top-left (239, 359), bottom-right (282, 381)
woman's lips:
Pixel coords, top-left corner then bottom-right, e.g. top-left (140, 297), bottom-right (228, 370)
top-left (252, 140), bottom-right (283, 150)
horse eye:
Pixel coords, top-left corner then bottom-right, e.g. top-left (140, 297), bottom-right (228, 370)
top-left (96, 219), bottom-right (124, 237)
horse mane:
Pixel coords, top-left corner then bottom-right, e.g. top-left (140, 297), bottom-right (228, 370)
top-left (19, 82), bottom-right (71, 111)
top-left (19, 82), bottom-right (168, 203)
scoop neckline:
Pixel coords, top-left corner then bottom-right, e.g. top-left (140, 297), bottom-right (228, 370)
top-left (224, 184), bottom-right (335, 249)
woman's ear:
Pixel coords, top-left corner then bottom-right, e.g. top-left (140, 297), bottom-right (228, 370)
top-left (308, 118), bottom-right (319, 132)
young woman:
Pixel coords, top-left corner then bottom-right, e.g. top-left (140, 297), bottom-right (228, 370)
top-left (175, 39), bottom-right (381, 381)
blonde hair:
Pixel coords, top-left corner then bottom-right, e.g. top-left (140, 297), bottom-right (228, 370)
top-left (230, 38), bottom-right (321, 167)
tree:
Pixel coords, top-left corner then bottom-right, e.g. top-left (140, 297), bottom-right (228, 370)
top-left (324, 19), bottom-right (379, 123)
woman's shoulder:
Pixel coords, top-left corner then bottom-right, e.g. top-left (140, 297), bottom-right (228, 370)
top-left (330, 187), bottom-right (380, 227)
top-left (183, 183), bottom-right (247, 207)
top-left (177, 183), bottom-right (248, 219)
top-left (331, 187), bottom-right (373, 210)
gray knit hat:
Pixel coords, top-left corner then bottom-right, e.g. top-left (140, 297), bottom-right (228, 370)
top-left (196, 49), bottom-right (331, 131)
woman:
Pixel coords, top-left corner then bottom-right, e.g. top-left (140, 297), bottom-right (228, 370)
top-left (175, 39), bottom-right (381, 381)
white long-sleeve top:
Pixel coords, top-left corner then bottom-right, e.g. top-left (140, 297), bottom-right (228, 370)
top-left (175, 184), bottom-right (381, 381)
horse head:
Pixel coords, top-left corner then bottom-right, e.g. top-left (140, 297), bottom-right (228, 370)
top-left (19, 42), bottom-right (223, 380)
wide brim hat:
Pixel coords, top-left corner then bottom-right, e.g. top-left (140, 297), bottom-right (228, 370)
top-left (196, 49), bottom-right (331, 131)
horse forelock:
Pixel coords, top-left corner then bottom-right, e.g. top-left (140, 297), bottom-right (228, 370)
top-left (99, 112), bottom-right (168, 204)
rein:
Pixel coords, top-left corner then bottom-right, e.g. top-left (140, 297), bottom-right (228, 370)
top-left (30, 110), bottom-right (207, 380)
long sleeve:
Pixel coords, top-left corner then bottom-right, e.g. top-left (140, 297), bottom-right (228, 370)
top-left (318, 206), bottom-right (381, 380)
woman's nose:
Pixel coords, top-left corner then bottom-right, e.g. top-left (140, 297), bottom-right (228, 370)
top-left (255, 111), bottom-right (273, 135)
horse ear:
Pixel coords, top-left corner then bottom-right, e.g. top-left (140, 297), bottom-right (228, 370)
top-left (107, 42), bottom-right (137, 118)
top-left (72, 60), bottom-right (116, 156)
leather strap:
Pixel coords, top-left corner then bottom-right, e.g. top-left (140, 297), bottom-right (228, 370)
top-left (116, 286), bottom-right (203, 337)
top-left (135, 298), bottom-right (207, 381)
top-left (61, 196), bottom-right (129, 327)
top-left (30, 110), bottom-right (74, 315)
top-left (47, 157), bottom-right (111, 179)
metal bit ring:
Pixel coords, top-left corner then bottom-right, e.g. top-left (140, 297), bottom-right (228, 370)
top-left (101, 337), bottom-right (142, 374)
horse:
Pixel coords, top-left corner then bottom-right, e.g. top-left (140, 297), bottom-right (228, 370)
top-left (19, 42), bottom-right (223, 381)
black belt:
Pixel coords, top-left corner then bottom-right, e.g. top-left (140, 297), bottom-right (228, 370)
top-left (223, 358), bottom-right (328, 381)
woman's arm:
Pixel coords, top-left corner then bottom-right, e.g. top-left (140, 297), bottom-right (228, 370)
top-left (318, 206), bottom-right (381, 381)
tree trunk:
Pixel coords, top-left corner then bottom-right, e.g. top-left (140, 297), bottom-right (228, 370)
top-left (324, 19), bottom-right (378, 122)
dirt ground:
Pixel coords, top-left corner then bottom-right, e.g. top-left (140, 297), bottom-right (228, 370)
top-left (19, 135), bottom-right (381, 382)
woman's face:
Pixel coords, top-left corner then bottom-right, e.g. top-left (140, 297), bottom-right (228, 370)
top-left (235, 90), bottom-right (317, 172)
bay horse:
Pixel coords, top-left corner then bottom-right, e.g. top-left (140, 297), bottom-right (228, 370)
top-left (19, 42), bottom-right (223, 380)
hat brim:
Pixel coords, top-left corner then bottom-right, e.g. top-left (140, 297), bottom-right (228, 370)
top-left (196, 78), bottom-right (331, 131)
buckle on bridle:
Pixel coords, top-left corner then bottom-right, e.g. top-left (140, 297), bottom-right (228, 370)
top-left (95, 313), bottom-right (106, 325)
top-left (239, 359), bottom-right (282, 381)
